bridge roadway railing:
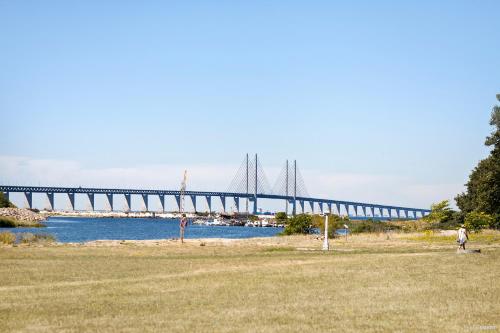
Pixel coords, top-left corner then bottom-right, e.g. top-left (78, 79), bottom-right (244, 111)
top-left (0, 185), bottom-right (430, 218)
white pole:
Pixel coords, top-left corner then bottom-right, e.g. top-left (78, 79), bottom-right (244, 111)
top-left (322, 215), bottom-right (329, 251)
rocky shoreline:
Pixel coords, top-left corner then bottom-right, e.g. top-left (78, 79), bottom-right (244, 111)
top-left (0, 208), bottom-right (47, 227)
top-left (40, 210), bottom-right (181, 219)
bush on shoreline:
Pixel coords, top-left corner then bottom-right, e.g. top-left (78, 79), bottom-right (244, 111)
top-left (0, 216), bottom-right (45, 228)
top-left (0, 231), bottom-right (56, 245)
top-left (20, 233), bottom-right (56, 244)
top-left (312, 214), bottom-right (350, 238)
top-left (0, 231), bottom-right (16, 244)
top-left (280, 214), bottom-right (313, 235)
top-left (0, 217), bottom-right (18, 228)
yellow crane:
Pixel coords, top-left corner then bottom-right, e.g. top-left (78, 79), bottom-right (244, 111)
top-left (179, 170), bottom-right (188, 243)
top-left (179, 170), bottom-right (187, 213)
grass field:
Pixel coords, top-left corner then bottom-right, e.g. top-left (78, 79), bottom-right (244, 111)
top-left (0, 233), bottom-right (499, 332)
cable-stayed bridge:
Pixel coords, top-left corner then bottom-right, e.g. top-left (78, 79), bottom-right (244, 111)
top-left (0, 154), bottom-right (430, 219)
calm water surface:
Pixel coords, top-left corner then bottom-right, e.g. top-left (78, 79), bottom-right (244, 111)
top-left (5, 217), bottom-right (283, 243)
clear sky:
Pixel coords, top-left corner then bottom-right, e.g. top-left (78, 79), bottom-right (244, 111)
top-left (1, 0), bottom-right (499, 211)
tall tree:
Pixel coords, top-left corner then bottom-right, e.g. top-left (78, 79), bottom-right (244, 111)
top-left (0, 192), bottom-right (15, 208)
top-left (455, 95), bottom-right (500, 217)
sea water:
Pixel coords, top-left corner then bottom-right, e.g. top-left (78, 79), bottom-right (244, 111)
top-left (4, 216), bottom-right (283, 243)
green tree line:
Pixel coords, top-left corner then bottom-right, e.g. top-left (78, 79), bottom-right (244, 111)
top-left (454, 94), bottom-right (500, 230)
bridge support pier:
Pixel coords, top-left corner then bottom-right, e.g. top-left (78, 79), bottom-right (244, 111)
top-left (141, 194), bottom-right (148, 212)
top-left (220, 196), bottom-right (226, 213)
top-left (106, 193), bottom-right (114, 211)
top-left (3, 192), bottom-right (9, 203)
top-left (190, 195), bottom-right (197, 212)
top-left (175, 195), bottom-right (181, 212)
top-left (47, 192), bottom-right (55, 211)
top-left (205, 196), bottom-right (212, 214)
top-left (335, 203), bottom-right (341, 216)
top-left (234, 197), bottom-right (239, 213)
top-left (344, 204), bottom-right (350, 216)
top-left (87, 193), bottom-right (95, 211)
top-left (67, 192), bottom-right (75, 211)
top-left (326, 203), bottom-right (332, 214)
top-left (124, 194), bottom-right (131, 212)
top-left (158, 194), bottom-right (165, 212)
top-left (370, 207), bottom-right (375, 217)
top-left (361, 206), bottom-right (366, 217)
top-left (379, 207), bottom-right (384, 218)
top-left (24, 192), bottom-right (32, 209)
top-left (292, 200), bottom-right (296, 216)
top-left (309, 201), bottom-right (314, 214)
top-left (299, 200), bottom-right (304, 213)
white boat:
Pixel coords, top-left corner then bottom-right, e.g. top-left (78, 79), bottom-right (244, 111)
top-left (244, 220), bottom-right (255, 227)
top-left (205, 218), bottom-right (223, 226)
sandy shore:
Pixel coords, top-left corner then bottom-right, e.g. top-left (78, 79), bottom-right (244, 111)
top-left (59, 230), bottom-right (500, 250)
top-left (73, 236), bottom-right (312, 247)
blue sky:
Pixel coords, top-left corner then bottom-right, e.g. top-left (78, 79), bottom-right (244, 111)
top-left (1, 0), bottom-right (499, 210)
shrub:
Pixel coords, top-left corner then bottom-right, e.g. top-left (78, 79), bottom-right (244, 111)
top-left (275, 212), bottom-right (288, 224)
top-left (17, 232), bottom-right (56, 244)
top-left (491, 215), bottom-right (500, 230)
top-left (312, 214), bottom-right (350, 238)
top-left (0, 231), bottom-right (16, 244)
top-left (435, 218), bottom-right (462, 230)
top-left (19, 233), bottom-right (35, 243)
top-left (33, 233), bottom-right (57, 243)
top-left (0, 217), bottom-right (45, 228)
top-left (0, 192), bottom-right (15, 208)
top-left (422, 200), bottom-right (455, 223)
top-left (464, 211), bottom-right (495, 232)
top-left (349, 220), bottom-right (393, 234)
top-left (248, 215), bottom-right (259, 222)
top-left (389, 220), bottom-right (432, 233)
top-left (0, 217), bottom-right (18, 228)
top-left (281, 214), bottom-right (313, 235)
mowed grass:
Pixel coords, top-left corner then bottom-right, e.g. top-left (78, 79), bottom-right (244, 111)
top-left (0, 234), bottom-right (499, 333)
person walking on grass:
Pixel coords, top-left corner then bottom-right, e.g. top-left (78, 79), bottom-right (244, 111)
top-left (457, 224), bottom-right (468, 251)
top-left (180, 214), bottom-right (187, 243)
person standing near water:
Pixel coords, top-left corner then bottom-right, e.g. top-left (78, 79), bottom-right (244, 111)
top-left (180, 214), bottom-right (187, 243)
top-left (457, 224), bottom-right (468, 251)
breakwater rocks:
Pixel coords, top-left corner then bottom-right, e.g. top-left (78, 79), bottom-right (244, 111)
top-left (42, 211), bottom-right (180, 219)
top-left (0, 208), bottom-right (47, 226)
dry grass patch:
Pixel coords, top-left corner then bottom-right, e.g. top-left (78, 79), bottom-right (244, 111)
top-left (0, 234), bottom-right (498, 332)
top-left (0, 231), bottom-right (16, 245)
